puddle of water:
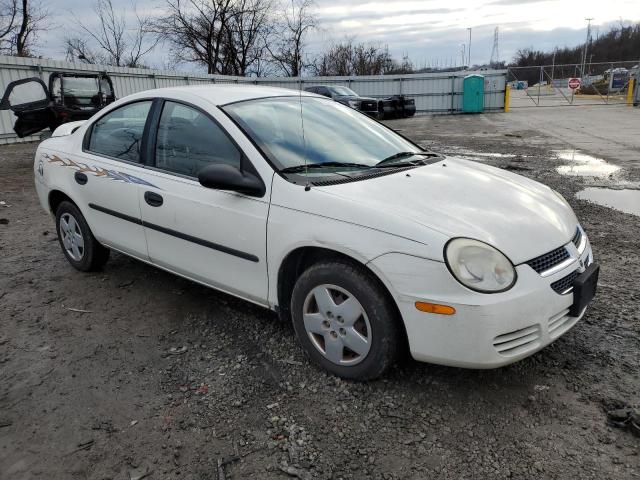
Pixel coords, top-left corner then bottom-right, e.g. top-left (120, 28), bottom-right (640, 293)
top-left (555, 149), bottom-right (620, 177)
top-left (444, 147), bottom-right (522, 163)
top-left (576, 188), bottom-right (640, 216)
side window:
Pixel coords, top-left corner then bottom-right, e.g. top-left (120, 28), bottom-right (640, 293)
top-left (88, 101), bottom-right (152, 163)
top-left (155, 101), bottom-right (241, 177)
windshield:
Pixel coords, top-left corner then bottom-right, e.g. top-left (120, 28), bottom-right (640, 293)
top-left (329, 86), bottom-right (357, 96)
top-left (223, 97), bottom-right (420, 174)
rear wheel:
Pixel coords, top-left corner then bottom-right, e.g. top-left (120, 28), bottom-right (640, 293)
top-left (55, 201), bottom-right (110, 271)
top-left (291, 260), bottom-right (401, 380)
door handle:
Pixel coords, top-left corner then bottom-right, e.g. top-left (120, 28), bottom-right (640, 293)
top-left (74, 171), bottom-right (88, 185)
top-left (144, 191), bottom-right (163, 207)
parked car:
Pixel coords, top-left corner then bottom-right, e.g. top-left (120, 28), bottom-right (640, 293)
top-left (0, 72), bottom-right (115, 137)
top-left (305, 85), bottom-right (416, 119)
top-left (33, 85), bottom-right (598, 380)
top-left (305, 85), bottom-right (379, 117)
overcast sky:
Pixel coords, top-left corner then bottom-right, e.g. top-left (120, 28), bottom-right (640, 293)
top-left (37, 0), bottom-right (640, 71)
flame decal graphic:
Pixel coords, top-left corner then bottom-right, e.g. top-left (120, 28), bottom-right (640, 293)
top-left (44, 154), bottom-right (159, 189)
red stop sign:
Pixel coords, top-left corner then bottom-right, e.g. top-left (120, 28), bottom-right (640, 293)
top-left (568, 78), bottom-right (581, 89)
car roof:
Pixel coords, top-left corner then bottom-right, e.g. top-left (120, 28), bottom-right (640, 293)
top-left (126, 84), bottom-right (319, 106)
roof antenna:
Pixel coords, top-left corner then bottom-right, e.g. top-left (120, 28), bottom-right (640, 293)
top-left (298, 76), bottom-right (310, 191)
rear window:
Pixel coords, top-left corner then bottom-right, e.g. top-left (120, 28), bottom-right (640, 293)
top-left (51, 76), bottom-right (113, 107)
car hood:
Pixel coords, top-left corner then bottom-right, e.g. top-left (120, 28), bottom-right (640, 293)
top-left (313, 157), bottom-right (578, 264)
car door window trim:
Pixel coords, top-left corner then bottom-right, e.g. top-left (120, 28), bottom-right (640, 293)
top-left (88, 202), bottom-right (259, 263)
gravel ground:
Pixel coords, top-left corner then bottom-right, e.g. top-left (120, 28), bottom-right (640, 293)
top-left (1, 113), bottom-right (639, 480)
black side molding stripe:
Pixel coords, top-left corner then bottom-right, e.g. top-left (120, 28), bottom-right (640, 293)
top-left (143, 221), bottom-right (259, 262)
top-left (88, 203), bottom-right (259, 263)
top-left (89, 203), bottom-right (142, 225)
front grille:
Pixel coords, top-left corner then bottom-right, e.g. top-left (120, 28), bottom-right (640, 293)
top-left (360, 100), bottom-right (377, 110)
top-left (493, 324), bottom-right (541, 356)
top-left (572, 227), bottom-right (582, 249)
top-left (550, 269), bottom-right (579, 294)
top-left (526, 246), bottom-right (570, 274)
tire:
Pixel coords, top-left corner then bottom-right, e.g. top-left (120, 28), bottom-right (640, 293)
top-left (290, 260), bottom-right (401, 380)
top-left (55, 200), bottom-right (110, 271)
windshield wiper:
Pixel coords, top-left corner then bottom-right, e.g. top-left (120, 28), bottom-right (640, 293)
top-left (375, 151), bottom-right (439, 167)
top-left (280, 162), bottom-right (372, 174)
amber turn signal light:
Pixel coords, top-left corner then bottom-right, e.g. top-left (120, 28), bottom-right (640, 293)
top-left (415, 302), bottom-right (456, 315)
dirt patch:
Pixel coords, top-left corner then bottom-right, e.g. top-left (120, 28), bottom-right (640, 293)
top-left (1, 115), bottom-right (639, 479)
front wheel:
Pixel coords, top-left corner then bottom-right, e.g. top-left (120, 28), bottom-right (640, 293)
top-left (55, 201), bottom-right (110, 271)
top-left (290, 260), bottom-right (402, 380)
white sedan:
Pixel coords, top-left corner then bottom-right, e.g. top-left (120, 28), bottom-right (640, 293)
top-left (31, 85), bottom-right (599, 380)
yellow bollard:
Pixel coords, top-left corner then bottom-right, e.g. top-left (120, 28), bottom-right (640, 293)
top-left (504, 84), bottom-right (510, 112)
top-left (627, 78), bottom-right (635, 106)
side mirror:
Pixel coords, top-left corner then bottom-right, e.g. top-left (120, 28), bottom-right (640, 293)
top-left (198, 163), bottom-right (265, 197)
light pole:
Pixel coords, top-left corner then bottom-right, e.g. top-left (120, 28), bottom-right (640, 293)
top-left (581, 18), bottom-right (593, 78)
top-left (467, 27), bottom-right (472, 69)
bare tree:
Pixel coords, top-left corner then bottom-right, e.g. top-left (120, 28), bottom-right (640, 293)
top-left (268, 0), bottom-right (315, 77)
top-left (154, 0), bottom-right (275, 76)
top-left (0, 0), bottom-right (48, 56)
top-left (64, 37), bottom-right (105, 64)
top-left (311, 40), bottom-right (401, 76)
top-left (0, 0), bottom-right (18, 53)
top-left (66, 0), bottom-right (158, 67)
top-left (154, 0), bottom-right (236, 74)
top-left (222, 0), bottom-right (274, 76)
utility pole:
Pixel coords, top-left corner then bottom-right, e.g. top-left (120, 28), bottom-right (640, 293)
top-left (581, 18), bottom-right (593, 78)
top-left (467, 27), bottom-right (472, 69)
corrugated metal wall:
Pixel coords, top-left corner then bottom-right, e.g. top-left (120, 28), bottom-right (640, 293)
top-left (0, 55), bottom-right (506, 144)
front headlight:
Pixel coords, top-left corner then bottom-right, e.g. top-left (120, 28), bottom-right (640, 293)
top-left (348, 100), bottom-right (359, 108)
top-left (445, 238), bottom-right (516, 293)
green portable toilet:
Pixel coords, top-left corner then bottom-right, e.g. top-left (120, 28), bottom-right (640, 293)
top-left (462, 74), bottom-right (485, 113)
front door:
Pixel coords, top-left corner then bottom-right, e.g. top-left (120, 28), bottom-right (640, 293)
top-left (138, 100), bottom-right (270, 304)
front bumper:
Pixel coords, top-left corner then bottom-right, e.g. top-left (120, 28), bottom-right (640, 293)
top-left (368, 240), bottom-right (594, 368)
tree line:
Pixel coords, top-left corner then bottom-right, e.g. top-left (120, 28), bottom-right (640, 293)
top-left (512, 22), bottom-right (640, 68)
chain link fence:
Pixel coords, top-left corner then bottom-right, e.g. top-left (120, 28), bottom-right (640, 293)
top-left (507, 61), bottom-right (639, 108)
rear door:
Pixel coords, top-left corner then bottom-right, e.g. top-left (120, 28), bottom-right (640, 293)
top-left (0, 77), bottom-right (54, 137)
top-left (73, 99), bottom-right (155, 259)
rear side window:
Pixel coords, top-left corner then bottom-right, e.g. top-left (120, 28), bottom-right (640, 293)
top-left (88, 101), bottom-right (152, 163)
top-left (154, 101), bottom-right (241, 177)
